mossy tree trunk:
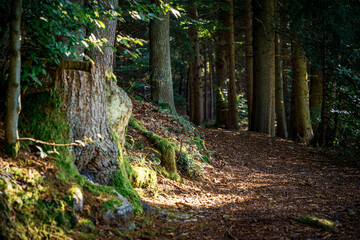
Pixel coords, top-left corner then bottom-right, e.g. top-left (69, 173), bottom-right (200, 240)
top-left (5, 0), bottom-right (22, 157)
top-left (250, 0), bottom-right (276, 135)
top-left (291, 43), bottom-right (313, 143)
top-left (55, 0), bottom-right (119, 184)
top-left (149, 0), bottom-right (176, 112)
top-left (226, 0), bottom-right (238, 130)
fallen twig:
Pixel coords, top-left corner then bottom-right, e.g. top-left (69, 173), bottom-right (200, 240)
top-left (18, 137), bottom-right (86, 147)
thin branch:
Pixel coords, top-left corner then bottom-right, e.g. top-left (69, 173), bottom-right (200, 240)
top-left (18, 137), bottom-right (86, 147)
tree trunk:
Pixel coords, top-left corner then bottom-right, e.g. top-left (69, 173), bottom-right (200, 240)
top-left (250, 0), bottom-right (275, 135)
top-left (215, 9), bottom-right (228, 127)
top-left (291, 43), bottom-right (313, 143)
top-left (227, 0), bottom-right (238, 130)
top-left (5, 0), bottom-right (22, 157)
top-left (209, 43), bottom-right (215, 121)
top-left (275, 33), bottom-right (288, 138)
top-left (204, 41), bottom-right (208, 122)
top-left (319, 38), bottom-right (328, 146)
top-left (188, 7), bottom-right (203, 126)
top-left (244, 0), bottom-right (253, 129)
top-left (281, 36), bottom-right (291, 131)
top-left (309, 67), bottom-right (322, 132)
top-left (149, 0), bottom-right (176, 112)
top-left (56, 0), bottom-right (119, 184)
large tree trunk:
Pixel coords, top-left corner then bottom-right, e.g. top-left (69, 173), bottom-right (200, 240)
top-left (250, 0), bottom-right (275, 135)
top-left (275, 33), bottom-right (288, 138)
top-left (149, 0), bottom-right (176, 112)
top-left (309, 67), bottom-right (322, 132)
top-left (188, 7), bottom-right (203, 126)
top-left (5, 0), bottom-right (22, 157)
top-left (291, 43), bottom-right (313, 143)
top-left (226, 0), bottom-right (238, 130)
top-left (55, 0), bottom-right (119, 184)
top-left (244, 0), bottom-right (253, 129)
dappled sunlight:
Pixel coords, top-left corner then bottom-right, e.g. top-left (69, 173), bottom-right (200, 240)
top-left (138, 128), bottom-right (360, 239)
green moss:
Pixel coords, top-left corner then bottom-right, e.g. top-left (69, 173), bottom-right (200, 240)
top-left (134, 139), bottom-right (144, 149)
top-left (129, 116), bottom-right (178, 175)
top-left (295, 215), bottom-right (338, 231)
top-left (0, 178), bottom-right (7, 191)
top-left (109, 135), bottom-right (143, 215)
top-left (77, 218), bottom-right (96, 233)
top-left (13, 91), bottom-right (142, 238)
top-left (5, 142), bottom-right (20, 158)
top-left (129, 166), bottom-right (157, 188)
top-left (102, 198), bottom-right (123, 211)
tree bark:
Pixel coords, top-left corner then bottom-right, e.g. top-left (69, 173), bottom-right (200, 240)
top-left (309, 67), bottom-right (322, 132)
top-left (244, 0), bottom-right (253, 129)
top-left (275, 33), bottom-right (288, 138)
top-left (209, 43), bottom-right (215, 120)
top-left (250, 0), bottom-right (275, 135)
top-left (188, 6), bottom-right (203, 126)
top-left (5, 0), bottom-right (22, 157)
top-left (204, 41), bottom-right (208, 122)
top-left (215, 8), bottom-right (228, 127)
top-left (291, 43), bottom-right (313, 143)
top-left (226, 0), bottom-right (238, 130)
top-left (56, 0), bottom-right (119, 184)
top-left (150, 0), bottom-right (176, 112)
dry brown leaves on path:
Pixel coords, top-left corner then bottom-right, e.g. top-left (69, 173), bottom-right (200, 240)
top-left (142, 128), bottom-right (360, 239)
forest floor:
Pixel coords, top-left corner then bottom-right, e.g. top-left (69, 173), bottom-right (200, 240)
top-left (2, 98), bottom-right (360, 239)
top-left (135, 128), bottom-right (360, 239)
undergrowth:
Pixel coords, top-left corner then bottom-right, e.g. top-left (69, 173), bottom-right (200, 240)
top-left (0, 91), bottom-right (142, 239)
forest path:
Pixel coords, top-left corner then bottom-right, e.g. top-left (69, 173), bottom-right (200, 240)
top-left (142, 128), bottom-right (360, 239)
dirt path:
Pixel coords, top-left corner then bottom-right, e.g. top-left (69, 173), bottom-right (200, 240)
top-left (142, 128), bottom-right (360, 239)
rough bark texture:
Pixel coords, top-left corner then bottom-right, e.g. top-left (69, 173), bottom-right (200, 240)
top-left (215, 10), bottom-right (228, 127)
top-left (226, 0), bottom-right (238, 130)
top-left (106, 80), bottom-right (133, 148)
top-left (55, 0), bottom-right (119, 184)
top-left (5, 0), bottom-right (22, 157)
top-left (250, 0), bottom-right (275, 135)
top-left (204, 41), bottom-right (208, 122)
top-left (188, 7), bottom-right (203, 126)
top-left (275, 33), bottom-right (288, 138)
top-left (291, 43), bottom-right (313, 143)
top-left (309, 68), bottom-right (322, 132)
top-left (149, 0), bottom-right (176, 112)
top-left (244, 0), bottom-right (253, 129)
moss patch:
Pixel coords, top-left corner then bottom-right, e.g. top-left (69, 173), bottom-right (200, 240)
top-left (129, 116), bottom-right (179, 177)
top-left (129, 166), bottom-right (157, 188)
top-left (8, 91), bottom-right (142, 239)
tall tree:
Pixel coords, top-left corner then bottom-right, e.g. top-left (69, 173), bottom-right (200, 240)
top-left (226, 0), bottom-right (238, 130)
top-left (309, 67), bottom-right (322, 132)
top-left (244, 0), bottom-right (253, 129)
top-left (275, 32), bottom-right (288, 137)
top-left (188, 6), bottom-right (203, 126)
top-left (291, 43), bottom-right (313, 142)
top-left (150, 0), bottom-right (176, 112)
top-left (5, 0), bottom-right (22, 157)
top-left (250, 0), bottom-right (275, 135)
top-left (215, 6), bottom-right (228, 127)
